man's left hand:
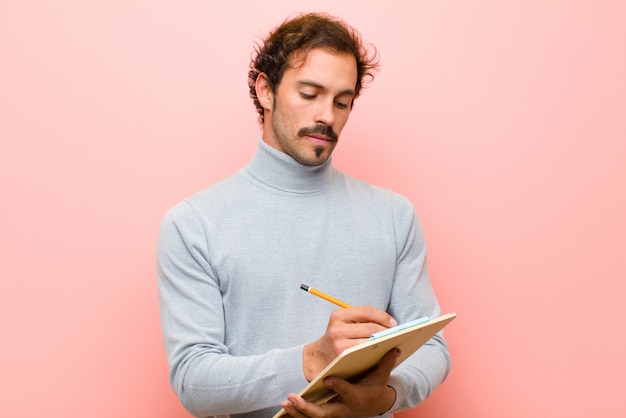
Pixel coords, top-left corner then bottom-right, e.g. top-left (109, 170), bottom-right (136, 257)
top-left (280, 347), bottom-right (400, 417)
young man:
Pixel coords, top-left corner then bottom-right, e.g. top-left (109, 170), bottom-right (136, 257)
top-left (157, 13), bottom-right (450, 417)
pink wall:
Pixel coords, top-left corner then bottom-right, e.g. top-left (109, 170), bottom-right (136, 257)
top-left (1, 1), bottom-right (624, 417)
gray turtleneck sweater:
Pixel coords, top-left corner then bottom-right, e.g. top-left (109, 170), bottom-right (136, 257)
top-left (157, 138), bottom-right (450, 418)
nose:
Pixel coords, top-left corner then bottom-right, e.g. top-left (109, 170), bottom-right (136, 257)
top-left (314, 98), bottom-right (335, 126)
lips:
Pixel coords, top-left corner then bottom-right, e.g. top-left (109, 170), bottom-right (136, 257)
top-left (304, 134), bottom-right (334, 146)
top-left (306, 134), bottom-right (333, 141)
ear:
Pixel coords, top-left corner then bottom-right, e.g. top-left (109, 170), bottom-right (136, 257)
top-left (255, 73), bottom-right (274, 111)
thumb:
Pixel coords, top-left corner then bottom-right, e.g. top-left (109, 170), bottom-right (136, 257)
top-left (378, 348), bottom-right (401, 373)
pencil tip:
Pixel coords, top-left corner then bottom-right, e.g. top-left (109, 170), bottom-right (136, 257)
top-left (300, 284), bottom-right (309, 291)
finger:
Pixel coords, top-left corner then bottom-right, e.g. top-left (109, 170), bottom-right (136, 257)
top-left (330, 322), bottom-right (391, 343)
top-left (284, 393), bottom-right (338, 418)
top-left (335, 305), bottom-right (398, 328)
top-left (323, 375), bottom-right (355, 400)
top-left (366, 348), bottom-right (402, 383)
top-left (378, 347), bottom-right (402, 373)
top-left (281, 398), bottom-right (310, 418)
top-left (342, 348), bottom-right (401, 388)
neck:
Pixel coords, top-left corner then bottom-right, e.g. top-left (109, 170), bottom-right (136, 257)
top-left (245, 137), bottom-right (337, 193)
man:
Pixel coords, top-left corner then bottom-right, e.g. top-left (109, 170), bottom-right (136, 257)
top-left (157, 12), bottom-right (450, 417)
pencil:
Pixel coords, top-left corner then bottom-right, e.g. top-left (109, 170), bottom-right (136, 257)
top-left (300, 283), bottom-right (353, 309)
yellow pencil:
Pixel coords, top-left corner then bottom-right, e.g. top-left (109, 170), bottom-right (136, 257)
top-left (300, 283), bottom-right (353, 309)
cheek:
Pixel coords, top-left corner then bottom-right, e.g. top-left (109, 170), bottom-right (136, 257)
top-left (334, 112), bottom-right (351, 134)
top-left (279, 97), bottom-right (308, 125)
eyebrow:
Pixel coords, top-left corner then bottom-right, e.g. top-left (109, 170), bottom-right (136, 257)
top-left (297, 80), bottom-right (355, 97)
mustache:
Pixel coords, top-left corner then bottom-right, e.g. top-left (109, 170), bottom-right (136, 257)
top-left (297, 124), bottom-right (338, 142)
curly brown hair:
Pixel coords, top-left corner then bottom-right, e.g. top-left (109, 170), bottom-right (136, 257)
top-left (248, 13), bottom-right (379, 124)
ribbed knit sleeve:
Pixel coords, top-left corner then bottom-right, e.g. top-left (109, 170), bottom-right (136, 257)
top-left (383, 195), bottom-right (450, 412)
top-left (157, 201), bottom-right (308, 416)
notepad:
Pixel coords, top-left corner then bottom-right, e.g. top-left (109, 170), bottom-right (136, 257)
top-left (272, 312), bottom-right (456, 417)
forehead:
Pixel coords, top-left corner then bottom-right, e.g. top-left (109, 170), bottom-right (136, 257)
top-left (283, 48), bottom-right (358, 93)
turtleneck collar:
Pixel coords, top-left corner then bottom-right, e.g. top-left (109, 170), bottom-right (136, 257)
top-left (244, 137), bottom-right (338, 193)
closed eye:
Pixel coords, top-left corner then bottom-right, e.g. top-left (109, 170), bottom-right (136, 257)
top-left (300, 93), bottom-right (315, 100)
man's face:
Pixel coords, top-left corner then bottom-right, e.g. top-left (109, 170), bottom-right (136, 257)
top-left (259, 48), bottom-right (358, 166)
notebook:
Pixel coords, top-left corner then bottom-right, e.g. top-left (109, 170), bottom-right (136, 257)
top-left (273, 312), bottom-right (456, 417)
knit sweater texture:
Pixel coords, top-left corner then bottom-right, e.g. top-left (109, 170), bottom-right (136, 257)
top-left (157, 137), bottom-right (450, 417)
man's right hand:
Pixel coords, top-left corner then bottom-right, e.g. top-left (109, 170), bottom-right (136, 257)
top-left (302, 305), bottom-right (398, 381)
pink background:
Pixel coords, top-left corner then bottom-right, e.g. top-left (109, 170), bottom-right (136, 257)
top-left (1, 1), bottom-right (625, 417)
